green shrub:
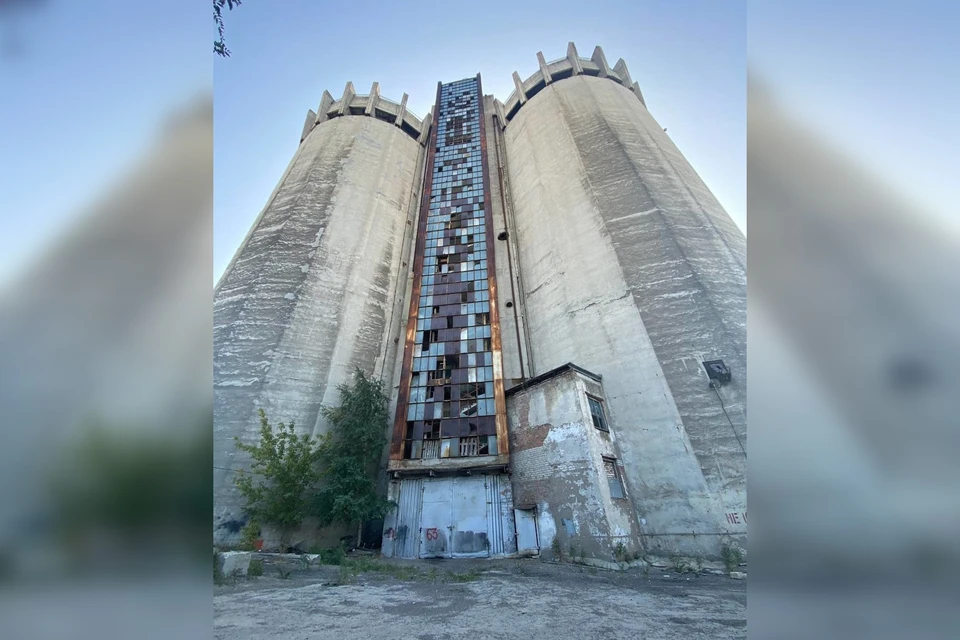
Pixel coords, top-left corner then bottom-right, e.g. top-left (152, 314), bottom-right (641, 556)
top-left (721, 544), bottom-right (744, 572)
top-left (248, 558), bottom-right (264, 577)
top-left (238, 521), bottom-right (261, 551)
top-left (613, 541), bottom-right (629, 562)
top-left (321, 546), bottom-right (345, 565)
top-left (551, 537), bottom-right (563, 561)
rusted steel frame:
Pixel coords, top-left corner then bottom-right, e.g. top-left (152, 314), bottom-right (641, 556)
top-left (389, 81), bottom-right (442, 461)
top-left (476, 74), bottom-right (510, 457)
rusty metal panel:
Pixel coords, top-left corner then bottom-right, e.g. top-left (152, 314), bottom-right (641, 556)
top-left (476, 75), bottom-right (510, 458)
top-left (390, 82), bottom-right (441, 461)
top-left (394, 478), bottom-right (423, 559)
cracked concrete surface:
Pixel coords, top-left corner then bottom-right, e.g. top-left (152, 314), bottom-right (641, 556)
top-left (214, 559), bottom-right (746, 639)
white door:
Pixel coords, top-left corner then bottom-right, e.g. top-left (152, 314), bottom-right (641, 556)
top-left (515, 508), bottom-right (539, 555)
top-left (419, 479), bottom-right (452, 558)
top-left (451, 476), bottom-right (489, 557)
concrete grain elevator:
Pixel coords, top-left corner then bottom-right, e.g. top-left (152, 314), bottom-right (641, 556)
top-left (214, 44), bottom-right (746, 565)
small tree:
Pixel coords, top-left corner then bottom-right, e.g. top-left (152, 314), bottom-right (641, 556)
top-left (234, 409), bottom-right (320, 548)
top-left (314, 368), bottom-right (393, 541)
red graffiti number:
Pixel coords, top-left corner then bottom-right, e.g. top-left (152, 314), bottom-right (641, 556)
top-left (425, 527), bottom-right (439, 541)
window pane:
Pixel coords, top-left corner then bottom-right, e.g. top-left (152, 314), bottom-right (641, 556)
top-left (604, 458), bottom-right (625, 498)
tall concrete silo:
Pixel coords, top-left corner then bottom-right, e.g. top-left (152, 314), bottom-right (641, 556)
top-left (213, 83), bottom-right (431, 545)
top-left (497, 44), bottom-right (747, 557)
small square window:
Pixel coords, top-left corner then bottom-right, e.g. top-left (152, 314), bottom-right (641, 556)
top-left (588, 396), bottom-right (608, 431)
top-left (603, 457), bottom-right (625, 499)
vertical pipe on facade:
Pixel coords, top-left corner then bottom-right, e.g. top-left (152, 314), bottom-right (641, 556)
top-left (490, 112), bottom-right (526, 379)
top-left (492, 113), bottom-right (536, 376)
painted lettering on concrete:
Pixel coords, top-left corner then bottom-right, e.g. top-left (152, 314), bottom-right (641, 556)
top-left (725, 512), bottom-right (747, 525)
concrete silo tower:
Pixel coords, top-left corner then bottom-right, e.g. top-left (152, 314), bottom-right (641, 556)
top-left (495, 44), bottom-right (746, 558)
top-left (213, 83), bottom-right (431, 546)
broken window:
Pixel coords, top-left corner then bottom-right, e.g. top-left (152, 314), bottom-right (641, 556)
top-left (603, 457), bottom-right (625, 499)
top-left (475, 312), bottom-right (489, 326)
top-left (422, 439), bottom-right (440, 459)
top-left (588, 396), bottom-right (608, 431)
top-left (459, 436), bottom-right (479, 457)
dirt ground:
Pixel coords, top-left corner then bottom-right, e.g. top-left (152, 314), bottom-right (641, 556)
top-left (214, 557), bottom-right (746, 639)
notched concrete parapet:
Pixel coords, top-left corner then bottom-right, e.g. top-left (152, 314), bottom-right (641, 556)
top-left (300, 84), bottom-right (429, 145)
top-left (501, 42), bottom-right (646, 123)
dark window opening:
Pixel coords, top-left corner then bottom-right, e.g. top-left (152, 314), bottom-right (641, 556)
top-left (475, 312), bottom-right (489, 326)
top-left (588, 396), bottom-right (608, 431)
top-left (603, 457), bottom-right (625, 499)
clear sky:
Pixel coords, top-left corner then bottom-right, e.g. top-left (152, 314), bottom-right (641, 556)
top-left (213, 0), bottom-right (746, 283)
top-left (0, 1), bottom-right (209, 285)
top-left (748, 1), bottom-right (959, 236)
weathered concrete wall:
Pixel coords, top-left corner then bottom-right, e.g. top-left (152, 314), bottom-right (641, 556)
top-left (483, 95), bottom-right (531, 386)
top-left (507, 367), bottom-right (643, 564)
top-left (503, 75), bottom-right (746, 557)
top-left (214, 115), bottom-right (422, 546)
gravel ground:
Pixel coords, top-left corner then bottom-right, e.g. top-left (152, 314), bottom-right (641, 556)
top-left (214, 557), bottom-right (746, 639)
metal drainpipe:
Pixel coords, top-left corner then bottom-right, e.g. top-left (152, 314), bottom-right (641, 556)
top-left (491, 112), bottom-right (527, 379)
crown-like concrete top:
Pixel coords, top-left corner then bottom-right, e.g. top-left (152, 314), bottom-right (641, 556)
top-left (495, 43), bottom-right (645, 124)
top-left (300, 81), bottom-right (432, 146)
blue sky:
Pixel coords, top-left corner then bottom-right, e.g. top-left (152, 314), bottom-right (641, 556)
top-left (748, 1), bottom-right (959, 235)
top-left (0, 1), bottom-right (209, 284)
top-left (214, 0), bottom-right (746, 283)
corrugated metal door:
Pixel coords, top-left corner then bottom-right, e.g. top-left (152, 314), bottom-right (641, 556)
top-left (451, 476), bottom-right (489, 558)
top-left (394, 478), bottom-right (423, 559)
top-left (485, 475), bottom-right (505, 556)
top-left (419, 478), bottom-right (452, 558)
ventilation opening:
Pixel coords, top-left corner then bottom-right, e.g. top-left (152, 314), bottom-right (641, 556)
top-left (553, 67), bottom-right (574, 81)
top-left (528, 79), bottom-right (546, 100)
top-left (400, 120), bottom-right (418, 139)
top-left (349, 106), bottom-right (365, 116)
top-left (583, 67), bottom-right (601, 77)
